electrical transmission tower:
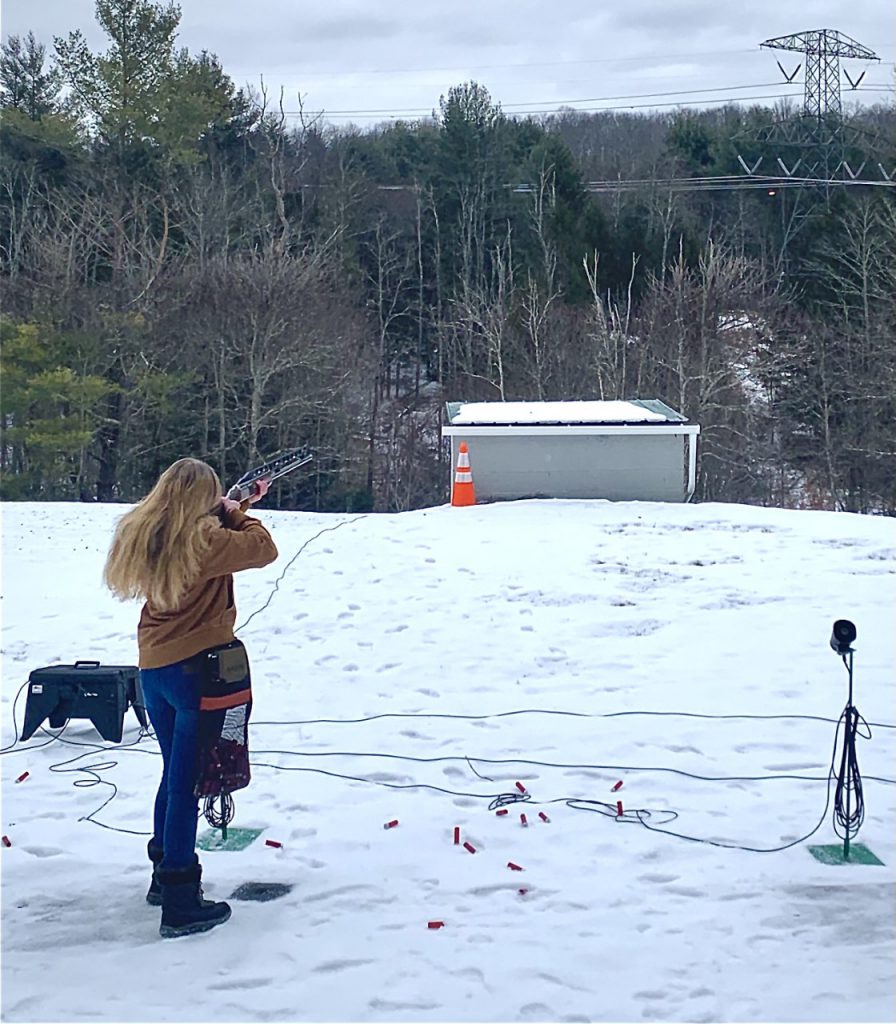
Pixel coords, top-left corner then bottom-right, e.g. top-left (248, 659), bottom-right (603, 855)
top-left (759, 29), bottom-right (880, 181)
top-left (733, 28), bottom-right (883, 267)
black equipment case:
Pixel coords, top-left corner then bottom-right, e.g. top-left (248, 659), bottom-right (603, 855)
top-left (22, 660), bottom-right (149, 743)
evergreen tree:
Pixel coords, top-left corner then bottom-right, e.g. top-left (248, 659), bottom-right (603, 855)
top-left (0, 322), bottom-right (114, 499)
top-left (0, 32), bottom-right (62, 120)
top-left (54, 0), bottom-right (241, 165)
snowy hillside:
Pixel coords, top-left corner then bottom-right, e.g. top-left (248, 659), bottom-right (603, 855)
top-left (2, 499), bottom-right (895, 1023)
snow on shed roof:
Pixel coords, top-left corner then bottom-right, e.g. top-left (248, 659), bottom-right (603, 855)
top-left (445, 399), bottom-right (687, 426)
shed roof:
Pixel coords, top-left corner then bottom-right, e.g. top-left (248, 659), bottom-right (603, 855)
top-left (445, 399), bottom-right (687, 426)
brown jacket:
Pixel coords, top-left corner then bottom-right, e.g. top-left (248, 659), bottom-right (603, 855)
top-left (137, 508), bottom-right (278, 669)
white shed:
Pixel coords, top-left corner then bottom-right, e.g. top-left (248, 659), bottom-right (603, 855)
top-left (442, 399), bottom-right (700, 503)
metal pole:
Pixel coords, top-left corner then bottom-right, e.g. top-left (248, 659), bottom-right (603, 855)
top-left (843, 650), bottom-right (853, 860)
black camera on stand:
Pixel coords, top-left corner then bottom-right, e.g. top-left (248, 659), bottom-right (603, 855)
top-left (828, 619), bottom-right (863, 860)
top-left (829, 619), bottom-right (857, 656)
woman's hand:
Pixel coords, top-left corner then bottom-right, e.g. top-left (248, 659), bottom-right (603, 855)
top-left (220, 497), bottom-right (242, 513)
top-left (248, 477), bottom-right (271, 504)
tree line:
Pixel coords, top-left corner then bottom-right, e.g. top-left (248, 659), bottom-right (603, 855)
top-left (2, 0), bottom-right (895, 513)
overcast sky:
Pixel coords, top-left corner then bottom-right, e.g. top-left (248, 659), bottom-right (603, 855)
top-left (2, 0), bottom-right (893, 127)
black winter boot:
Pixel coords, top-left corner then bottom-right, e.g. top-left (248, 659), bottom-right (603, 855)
top-left (158, 861), bottom-right (231, 938)
top-left (146, 841), bottom-right (164, 906)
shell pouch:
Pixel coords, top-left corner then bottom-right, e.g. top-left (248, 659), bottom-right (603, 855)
top-left (194, 639), bottom-right (252, 804)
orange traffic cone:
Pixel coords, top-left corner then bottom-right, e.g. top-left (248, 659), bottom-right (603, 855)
top-left (451, 441), bottom-right (476, 507)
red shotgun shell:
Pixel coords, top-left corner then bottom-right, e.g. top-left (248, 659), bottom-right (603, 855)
top-left (515, 781), bottom-right (527, 793)
top-left (616, 800), bottom-right (623, 817)
top-left (538, 811), bottom-right (550, 822)
top-left (612, 780), bottom-right (623, 792)
top-left (518, 888), bottom-right (528, 895)
top-left (463, 841), bottom-right (477, 854)
top-left (15, 772), bottom-right (29, 784)
top-left (453, 826), bottom-right (460, 844)
top-left (265, 839), bottom-right (283, 848)
top-left (1, 836), bottom-right (11, 848)
top-left (428, 921), bottom-right (445, 929)
top-left (495, 809), bottom-right (508, 816)
top-left (507, 861), bottom-right (523, 871)
top-left (520, 813), bottom-right (528, 826)
top-left (383, 820), bottom-right (399, 829)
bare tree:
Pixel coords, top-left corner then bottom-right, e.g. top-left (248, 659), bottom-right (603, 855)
top-left (520, 164), bottom-right (562, 398)
top-left (583, 250), bottom-right (638, 400)
top-left (450, 228), bottom-right (516, 399)
top-left (636, 239), bottom-right (782, 501)
top-left (365, 216), bottom-right (415, 493)
top-left (780, 198), bottom-right (896, 512)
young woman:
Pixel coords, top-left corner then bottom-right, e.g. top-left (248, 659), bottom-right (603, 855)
top-left (104, 457), bottom-right (277, 938)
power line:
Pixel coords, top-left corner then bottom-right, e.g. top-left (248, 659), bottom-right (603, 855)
top-left (287, 82), bottom-right (802, 116)
top-left (554, 175), bottom-right (896, 194)
top-left (238, 45), bottom-right (896, 80)
top-left (277, 176), bottom-right (896, 194)
top-left (244, 46), bottom-right (764, 79)
top-left (278, 80), bottom-right (893, 121)
top-left (285, 90), bottom-right (813, 121)
top-left (511, 83), bottom-right (892, 108)
top-left (577, 177), bottom-right (896, 193)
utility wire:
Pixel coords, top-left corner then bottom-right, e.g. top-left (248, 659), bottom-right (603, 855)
top-left (283, 83), bottom-right (894, 120)
top-left (240, 45), bottom-right (895, 79)
top-left (283, 177), bottom-right (896, 194)
top-left (287, 82), bottom-right (802, 115)
top-left (263, 46), bottom-right (763, 78)
top-left (575, 178), bottom-right (896, 193)
top-left (287, 90), bottom-right (809, 119)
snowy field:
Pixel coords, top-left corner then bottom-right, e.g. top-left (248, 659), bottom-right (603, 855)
top-left (1, 498), bottom-right (895, 1023)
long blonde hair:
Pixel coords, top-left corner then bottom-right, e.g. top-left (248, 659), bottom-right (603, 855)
top-left (104, 458), bottom-right (222, 611)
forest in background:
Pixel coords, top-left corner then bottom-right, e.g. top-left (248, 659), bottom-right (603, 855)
top-left (2, 1), bottom-right (895, 514)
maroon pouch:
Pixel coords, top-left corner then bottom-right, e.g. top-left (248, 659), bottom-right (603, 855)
top-left (194, 640), bottom-right (252, 800)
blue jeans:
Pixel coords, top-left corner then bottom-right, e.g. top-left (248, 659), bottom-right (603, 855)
top-left (140, 659), bottom-right (202, 870)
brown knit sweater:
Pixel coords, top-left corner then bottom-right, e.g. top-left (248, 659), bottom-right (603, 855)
top-left (137, 508), bottom-right (278, 669)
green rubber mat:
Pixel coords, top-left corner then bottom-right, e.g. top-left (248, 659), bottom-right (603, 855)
top-left (196, 827), bottom-right (264, 852)
top-left (808, 843), bottom-right (884, 865)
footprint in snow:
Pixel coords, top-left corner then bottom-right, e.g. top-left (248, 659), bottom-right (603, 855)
top-left (369, 998), bottom-right (439, 1012)
top-left (210, 978), bottom-right (271, 992)
top-left (312, 959), bottom-right (376, 974)
top-left (519, 1004), bottom-right (556, 1021)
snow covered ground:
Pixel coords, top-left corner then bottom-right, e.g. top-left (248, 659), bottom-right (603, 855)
top-left (2, 498), bottom-right (895, 1023)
